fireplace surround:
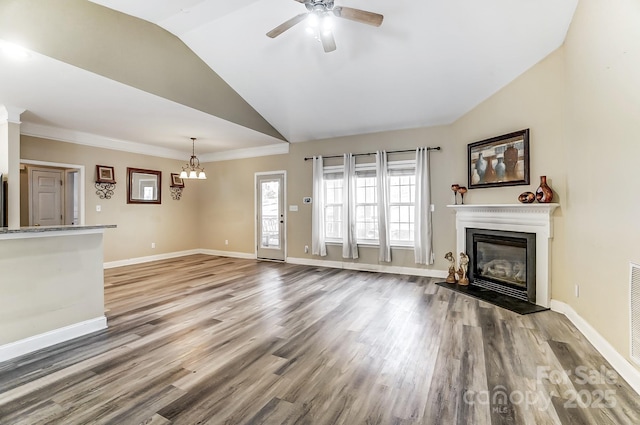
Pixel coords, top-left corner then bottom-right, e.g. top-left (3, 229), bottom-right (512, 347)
top-left (448, 204), bottom-right (559, 307)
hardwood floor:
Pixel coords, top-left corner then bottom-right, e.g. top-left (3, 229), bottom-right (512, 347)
top-left (1, 255), bottom-right (639, 424)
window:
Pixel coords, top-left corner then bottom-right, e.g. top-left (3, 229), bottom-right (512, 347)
top-left (322, 161), bottom-right (416, 246)
top-left (355, 169), bottom-right (378, 243)
top-left (324, 171), bottom-right (343, 240)
top-left (388, 168), bottom-right (415, 244)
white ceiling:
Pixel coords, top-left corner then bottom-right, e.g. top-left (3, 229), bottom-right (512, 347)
top-left (1, 0), bottom-right (578, 159)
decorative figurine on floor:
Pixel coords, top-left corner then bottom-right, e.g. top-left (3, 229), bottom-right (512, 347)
top-left (445, 252), bottom-right (457, 283)
top-left (457, 252), bottom-right (470, 285)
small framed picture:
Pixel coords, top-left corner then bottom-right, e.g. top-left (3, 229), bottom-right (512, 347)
top-left (96, 165), bottom-right (116, 183)
top-left (170, 173), bottom-right (185, 188)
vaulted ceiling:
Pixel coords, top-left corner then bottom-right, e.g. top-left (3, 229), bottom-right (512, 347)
top-left (0, 0), bottom-right (578, 160)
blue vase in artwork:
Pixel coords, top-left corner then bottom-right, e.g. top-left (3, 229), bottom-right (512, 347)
top-left (495, 157), bottom-right (506, 181)
top-left (475, 153), bottom-right (487, 182)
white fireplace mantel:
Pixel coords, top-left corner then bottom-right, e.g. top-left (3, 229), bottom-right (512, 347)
top-left (447, 203), bottom-right (559, 307)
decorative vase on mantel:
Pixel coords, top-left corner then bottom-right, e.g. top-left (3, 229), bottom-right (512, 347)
top-left (535, 176), bottom-right (553, 203)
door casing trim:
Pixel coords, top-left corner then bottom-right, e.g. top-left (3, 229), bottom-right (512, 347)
top-left (254, 170), bottom-right (287, 261)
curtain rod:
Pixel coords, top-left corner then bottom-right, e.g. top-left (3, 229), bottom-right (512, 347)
top-left (303, 147), bottom-right (441, 161)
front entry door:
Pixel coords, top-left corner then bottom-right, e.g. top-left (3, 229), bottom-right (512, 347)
top-left (30, 168), bottom-right (63, 226)
top-left (256, 173), bottom-right (285, 261)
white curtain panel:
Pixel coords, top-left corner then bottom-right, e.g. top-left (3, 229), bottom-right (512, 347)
top-left (414, 147), bottom-right (434, 264)
top-left (342, 153), bottom-right (359, 259)
top-left (376, 150), bottom-right (391, 262)
top-left (311, 156), bottom-right (327, 256)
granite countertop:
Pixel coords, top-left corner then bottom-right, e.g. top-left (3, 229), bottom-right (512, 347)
top-left (0, 224), bottom-right (117, 234)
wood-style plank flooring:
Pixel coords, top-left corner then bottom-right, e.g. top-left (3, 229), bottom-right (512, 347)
top-left (1, 255), bottom-right (639, 424)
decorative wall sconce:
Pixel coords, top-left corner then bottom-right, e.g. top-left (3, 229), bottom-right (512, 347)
top-left (95, 165), bottom-right (116, 199)
top-left (170, 173), bottom-right (184, 200)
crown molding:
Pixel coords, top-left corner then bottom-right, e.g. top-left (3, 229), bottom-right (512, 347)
top-left (21, 122), bottom-right (186, 160)
top-left (20, 122), bottom-right (290, 162)
top-left (200, 143), bottom-right (289, 162)
top-left (0, 105), bottom-right (26, 123)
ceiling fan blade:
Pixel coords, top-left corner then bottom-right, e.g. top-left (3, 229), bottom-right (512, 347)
top-left (320, 30), bottom-right (337, 53)
top-left (333, 6), bottom-right (383, 27)
top-left (267, 13), bottom-right (308, 38)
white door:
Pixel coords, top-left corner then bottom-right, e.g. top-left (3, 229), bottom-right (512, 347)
top-left (256, 173), bottom-right (285, 261)
top-left (30, 168), bottom-right (63, 226)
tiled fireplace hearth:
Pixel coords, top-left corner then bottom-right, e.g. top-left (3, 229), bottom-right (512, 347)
top-left (448, 204), bottom-right (559, 308)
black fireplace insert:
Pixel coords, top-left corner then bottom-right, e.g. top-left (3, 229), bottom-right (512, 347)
top-left (466, 228), bottom-right (536, 303)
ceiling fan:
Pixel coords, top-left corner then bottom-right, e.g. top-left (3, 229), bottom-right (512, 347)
top-left (266, 0), bottom-right (384, 53)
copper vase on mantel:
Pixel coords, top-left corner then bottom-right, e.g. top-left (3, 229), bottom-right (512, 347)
top-left (535, 176), bottom-right (553, 203)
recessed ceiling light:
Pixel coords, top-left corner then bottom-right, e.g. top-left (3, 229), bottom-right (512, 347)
top-left (0, 41), bottom-right (31, 60)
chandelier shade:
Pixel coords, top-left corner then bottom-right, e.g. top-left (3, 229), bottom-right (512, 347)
top-left (181, 137), bottom-right (206, 179)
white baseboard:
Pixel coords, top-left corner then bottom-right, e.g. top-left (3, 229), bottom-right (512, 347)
top-left (286, 256), bottom-right (448, 278)
top-left (550, 300), bottom-right (640, 396)
top-left (107, 250), bottom-right (448, 277)
top-left (104, 249), bottom-right (257, 269)
top-left (0, 316), bottom-right (107, 363)
top-left (104, 249), bottom-right (203, 269)
top-left (198, 249), bottom-right (257, 260)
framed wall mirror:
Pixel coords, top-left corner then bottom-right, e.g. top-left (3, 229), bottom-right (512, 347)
top-left (127, 168), bottom-right (161, 204)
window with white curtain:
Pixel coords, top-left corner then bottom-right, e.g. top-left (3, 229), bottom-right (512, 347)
top-left (323, 161), bottom-right (415, 245)
top-left (355, 168), bottom-right (378, 243)
top-left (324, 171), bottom-right (343, 240)
top-left (388, 166), bottom-right (416, 245)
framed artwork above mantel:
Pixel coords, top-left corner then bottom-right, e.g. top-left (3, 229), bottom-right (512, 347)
top-left (468, 129), bottom-right (530, 189)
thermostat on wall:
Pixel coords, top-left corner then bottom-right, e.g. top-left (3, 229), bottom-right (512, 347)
top-left (303, 197), bottom-right (312, 204)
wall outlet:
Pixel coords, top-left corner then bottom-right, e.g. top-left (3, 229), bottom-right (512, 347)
top-left (151, 242), bottom-right (156, 249)
top-left (225, 240), bottom-right (229, 245)
top-left (304, 245), bottom-right (309, 253)
top-left (575, 284), bottom-right (580, 298)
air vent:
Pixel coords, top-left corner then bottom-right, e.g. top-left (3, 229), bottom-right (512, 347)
top-left (630, 263), bottom-right (640, 366)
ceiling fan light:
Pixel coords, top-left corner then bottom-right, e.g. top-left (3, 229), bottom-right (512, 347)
top-left (322, 16), bottom-right (334, 32)
top-left (307, 13), bottom-right (319, 28)
top-left (305, 26), bottom-right (315, 36)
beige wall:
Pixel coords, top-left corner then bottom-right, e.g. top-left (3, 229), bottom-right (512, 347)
top-left (197, 125), bottom-right (455, 272)
top-left (196, 153), bottom-right (289, 254)
top-left (20, 136), bottom-right (200, 262)
top-left (449, 47), bottom-right (568, 301)
top-left (561, 0), bottom-right (640, 363)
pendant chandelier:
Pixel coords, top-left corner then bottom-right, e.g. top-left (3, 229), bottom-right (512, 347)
top-left (179, 137), bottom-right (206, 179)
